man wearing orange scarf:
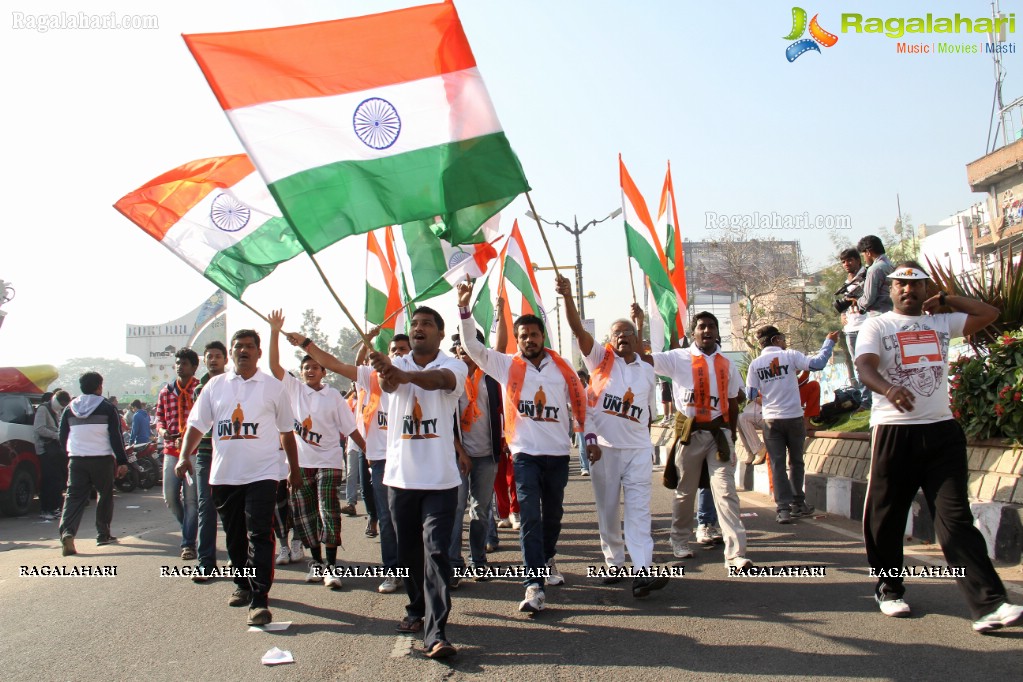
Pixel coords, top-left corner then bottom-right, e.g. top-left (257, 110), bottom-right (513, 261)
top-left (155, 348), bottom-right (200, 560)
top-left (456, 281), bottom-right (598, 614)
top-left (557, 277), bottom-right (665, 598)
top-left (633, 306), bottom-right (752, 572)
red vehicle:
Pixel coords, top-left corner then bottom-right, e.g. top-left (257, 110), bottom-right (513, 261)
top-left (0, 365), bottom-right (58, 516)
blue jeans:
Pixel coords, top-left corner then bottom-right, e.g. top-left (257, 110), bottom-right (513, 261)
top-left (369, 459), bottom-right (398, 569)
top-left (487, 493), bottom-right (500, 548)
top-left (697, 487), bottom-right (717, 526)
top-left (578, 447), bottom-right (590, 474)
top-left (513, 454), bottom-right (570, 587)
top-left (448, 456), bottom-right (498, 568)
top-left (846, 331), bottom-right (872, 408)
top-left (163, 455), bottom-right (198, 549)
top-left (194, 454), bottom-right (218, 568)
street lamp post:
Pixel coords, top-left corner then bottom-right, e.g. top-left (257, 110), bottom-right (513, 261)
top-left (525, 208), bottom-right (621, 319)
top-left (532, 263), bottom-right (595, 354)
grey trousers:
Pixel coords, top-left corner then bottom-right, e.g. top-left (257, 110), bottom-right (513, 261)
top-left (763, 416), bottom-right (807, 510)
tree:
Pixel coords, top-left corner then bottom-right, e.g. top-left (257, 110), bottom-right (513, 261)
top-left (56, 357), bottom-right (148, 398)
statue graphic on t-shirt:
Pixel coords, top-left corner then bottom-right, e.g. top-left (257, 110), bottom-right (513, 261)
top-left (300, 415), bottom-right (313, 442)
top-left (621, 387), bottom-right (635, 416)
top-left (534, 386), bottom-right (546, 420)
top-left (232, 403), bottom-right (244, 437)
top-left (412, 396), bottom-right (423, 437)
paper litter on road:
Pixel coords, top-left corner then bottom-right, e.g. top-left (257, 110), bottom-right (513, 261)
top-left (261, 647), bottom-right (294, 665)
top-left (739, 512), bottom-right (758, 518)
top-left (126, 506), bottom-right (140, 509)
top-left (248, 621), bottom-right (292, 632)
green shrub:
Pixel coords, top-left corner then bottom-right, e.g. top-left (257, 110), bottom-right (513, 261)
top-left (949, 330), bottom-right (1023, 442)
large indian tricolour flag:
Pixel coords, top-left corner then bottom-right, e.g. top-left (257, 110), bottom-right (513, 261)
top-left (183, 1), bottom-right (529, 254)
top-left (620, 155), bottom-right (680, 350)
top-left (114, 155), bottom-right (303, 299)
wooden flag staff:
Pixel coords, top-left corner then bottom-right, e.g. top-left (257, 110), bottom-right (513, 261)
top-left (524, 192), bottom-right (561, 279)
top-left (305, 253), bottom-right (372, 349)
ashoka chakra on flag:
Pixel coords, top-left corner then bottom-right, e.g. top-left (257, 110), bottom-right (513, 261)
top-left (210, 193), bottom-right (252, 232)
top-left (353, 97), bottom-right (401, 150)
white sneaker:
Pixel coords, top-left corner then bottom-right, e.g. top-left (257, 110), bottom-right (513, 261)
top-left (877, 597), bottom-right (911, 618)
top-left (378, 576), bottom-right (402, 594)
top-left (518, 584), bottom-right (546, 613)
top-left (695, 524), bottom-right (713, 545)
top-left (509, 513), bottom-right (521, 530)
top-left (497, 517), bottom-right (512, 529)
top-left (726, 555), bottom-right (753, 571)
top-left (306, 561), bottom-right (325, 583)
top-left (274, 545), bottom-right (291, 566)
top-left (973, 601), bottom-right (1023, 633)
top-left (323, 565), bottom-right (343, 590)
top-left (671, 540), bottom-right (694, 559)
top-left (546, 560), bottom-right (565, 586)
top-left (290, 539), bottom-right (305, 563)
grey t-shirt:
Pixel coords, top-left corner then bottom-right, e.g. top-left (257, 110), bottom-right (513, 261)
top-left (459, 377), bottom-right (492, 457)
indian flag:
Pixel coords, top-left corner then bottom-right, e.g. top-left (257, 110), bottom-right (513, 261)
top-left (114, 155), bottom-right (303, 299)
top-left (501, 220), bottom-right (550, 349)
top-left (402, 214), bottom-right (502, 302)
top-left (183, 1), bottom-right (529, 254)
top-left (366, 227), bottom-right (405, 353)
top-left (657, 162), bottom-right (688, 339)
top-left (620, 155), bottom-right (679, 350)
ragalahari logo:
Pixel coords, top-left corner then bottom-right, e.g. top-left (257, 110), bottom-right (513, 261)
top-left (784, 7), bottom-right (839, 62)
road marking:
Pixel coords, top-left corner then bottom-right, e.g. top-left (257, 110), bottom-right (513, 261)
top-left (390, 634), bottom-right (413, 658)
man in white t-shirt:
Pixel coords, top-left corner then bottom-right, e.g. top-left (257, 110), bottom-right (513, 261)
top-left (268, 311), bottom-right (365, 590)
top-left (855, 262), bottom-right (1022, 632)
top-left (456, 280), bottom-right (597, 614)
top-left (557, 276), bottom-right (666, 598)
top-left (366, 306), bottom-right (469, 660)
top-left (746, 325), bottom-right (838, 524)
top-left (633, 306), bottom-right (752, 571)
top-left (178, 329), bottom-right (301, 628)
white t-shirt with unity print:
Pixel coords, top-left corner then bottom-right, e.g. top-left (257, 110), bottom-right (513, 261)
top-left (356, 365), bottom-right (390, 462)
top-left (187, 369), bottom-right (295, 486)
top-left (651, 346), bottom-right (742, 421)
top-left (855, 312), bottom-right (967, 425)
top-left (583, 344), bottom-right (656, 449)
top-left (383, 352), bottom-right (468, 491)
top-left (281, 372), bottom-right (355, 470)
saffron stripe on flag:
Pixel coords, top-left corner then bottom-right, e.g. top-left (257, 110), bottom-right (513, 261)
top-left (183, 2), bottom-right (476, 110)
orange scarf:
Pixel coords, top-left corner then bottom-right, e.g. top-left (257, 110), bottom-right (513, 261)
top-left (176, 378), bottom-right (197, 437)
top-left (357, 372), bottom-right (381, 429)
top-left (585, 344), bottom-right (617, 407)
top-left (690, 351), bottom-right (731, 423)
top-left (505, 349), bottom-right (587, 444)
top-left (461, 369), bottom-right (484, 431)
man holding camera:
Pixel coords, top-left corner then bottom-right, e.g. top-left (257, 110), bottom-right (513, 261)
top-left (835, 248), bottom-right (868, 408)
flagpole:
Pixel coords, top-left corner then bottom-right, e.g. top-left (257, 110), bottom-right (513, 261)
top-left (235, 297), bottom-right (270, 325)
top-left (305, 253), bottom-right (372, 348)
top-left (620, 187), bottom-right (638, 304)
top-left (524, 192), bottom-right (561, 279)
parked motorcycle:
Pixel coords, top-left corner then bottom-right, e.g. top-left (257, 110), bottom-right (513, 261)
top-left (115, 439), bottom-right (160, 493)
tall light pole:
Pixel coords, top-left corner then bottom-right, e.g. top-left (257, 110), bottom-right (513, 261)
top-left (532, 264), bottom-right (596, 355)
top-left (525, 208), bottom-right (621, 319)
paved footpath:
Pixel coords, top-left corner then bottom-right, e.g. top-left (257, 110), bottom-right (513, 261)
top-left (1, 456), bottom-right (1021, 681)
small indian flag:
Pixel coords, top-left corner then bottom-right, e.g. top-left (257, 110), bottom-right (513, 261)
top-left (500, 219), bottom-right (550, 349)
top-left (402, 214), bottom-right (502, 302)
top-left (366, 228), bottom-right (405, 353)
top-left (620, 155), bottom-right (679, 348)
top-left (114, 155), bottom-right (304, 299)
top-left (183, 1), bottom-right (529, 254)
top-left (657, 162), bottom-right (688, 341)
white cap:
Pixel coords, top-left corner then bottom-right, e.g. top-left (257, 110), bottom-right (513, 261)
top-left (887, 266), bottom-right (930, 280)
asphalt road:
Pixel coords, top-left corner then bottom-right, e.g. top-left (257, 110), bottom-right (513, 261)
top-left (1, 456), bottom-right (1021, 682)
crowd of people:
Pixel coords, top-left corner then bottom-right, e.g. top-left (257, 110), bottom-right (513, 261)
top-left (35, 234), bottom-right (1023, 659)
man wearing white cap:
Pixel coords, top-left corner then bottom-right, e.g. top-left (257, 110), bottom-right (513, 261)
top-left (854, 260), bottom-right (1022, 633)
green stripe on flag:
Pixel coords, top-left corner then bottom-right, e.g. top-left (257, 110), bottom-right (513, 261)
top-left (269, 133), bottom-right (528, 253)
top-left (401, 223), bottom-right (451, 301)
top-left (471, 277), bottom-right (494, 347)
top-left (503, 258), bottom-right (551, 348)
top-left (624, 221), bottom-right (679, 331)
top-left (202, 216), bottom-right (304, 299)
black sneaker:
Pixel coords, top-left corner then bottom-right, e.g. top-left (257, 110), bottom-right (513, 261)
top-left (602, 566), bottom-right (625, 585)
top-left (192, 565), bottom-right (216, 583)
top-left (96, 535), bottom-right (118, 546)
top-left (229, 588), bottom-right (252, 607)
top-left (790, 502), bottom-right (815, 518)
top-left (449, 575), bottom-right (461, 590)
top-left (632, 575), bottom-right (669, 598)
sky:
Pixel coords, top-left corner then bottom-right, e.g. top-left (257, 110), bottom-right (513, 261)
top-left (1, 0), bottom-right (1018, 369)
